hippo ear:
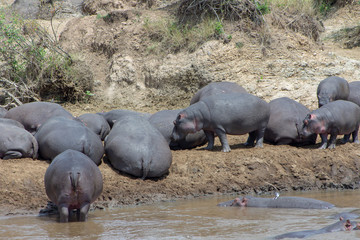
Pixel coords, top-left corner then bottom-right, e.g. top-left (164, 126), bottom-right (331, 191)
top-left (178, 113), bottom-right (185, 120)
top-left (309, 114), bottom-right (316, 120)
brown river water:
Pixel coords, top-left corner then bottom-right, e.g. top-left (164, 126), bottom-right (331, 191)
top-left (1, 190), bottom-right (360, 240)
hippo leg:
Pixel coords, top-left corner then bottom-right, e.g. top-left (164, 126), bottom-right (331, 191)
top-left (77, 203), bottom-right (90, 221)
top-left (215, 129), bottom-right (230, 152)
top-left (59, 206), bottom-right (70, 223)
top-left (254, 127), bottom-right (266, 148)
top-left (327, 134), bottom-right (338, 149)
top-left (244, 131), bottom-right (257, 147)
top-left (3, 151), bottom-right (23, 160)
top-left (319, 133), bottom-right (328, 149)
top-left (352, 126), bottom-right (360, 143)
top-left (341, 134), bottom-right (351, 144)
top-left (204, 130), bottom-right (215, 150)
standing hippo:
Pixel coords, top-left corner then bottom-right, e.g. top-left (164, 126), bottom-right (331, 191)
top-left (190, 81), bottom-right (247, 105)
top-left (0, 122), bottom-right (38, 159)
top-left (348, 81), bottom-right (360, 106)
top-left (148, 109), bottom-right (207, 150)
top-left (217, 195), bottom-right (334, 209)
top-left (105, 115), bottom-right (172, 179)
top-left (98, 109), bottom-right (151, 128)
top-left (4, 102), bottom-right (74, 134)
top-left (77, 113), bottom-right (110, 141)
top-left (44, 149), bottom-right (103, 222)
top-left (264, 97), bottom-right (317, 146)
top-left (172, 93), bottom-right (270, 152)
top-left (317, 76), bottom-right (349, 107)
top-left (35, 117), bottom-right (104, 165)
top-left (301, 100), bottom-right (360, 149)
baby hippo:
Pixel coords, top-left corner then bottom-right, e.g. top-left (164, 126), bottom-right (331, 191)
top-left (172, 93), bottom-right (270, 152)
top-left (44, 149), bottom-right (103, 222)
top-left (301, 100), bottom-right (360, 149)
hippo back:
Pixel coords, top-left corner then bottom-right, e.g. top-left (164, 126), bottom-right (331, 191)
top-left (77, 113), bottom-right (110, 140)
top-left (98, 109), bottom-right (151, 128)
top-left (348, 81), bottom-right (360, 106)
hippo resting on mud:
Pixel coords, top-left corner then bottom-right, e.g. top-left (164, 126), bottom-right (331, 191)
top-left (148, 109), bottom-right (207, 150)
top-left (105, 115), bottom-right (172, 179)
top-left (98, 109), bottom-right (151, 128)
top-left (172, 93), bottom-right (270, 152)
top-left (77, 113), bottom-right (110, 141)
top-left (273, 219), bottom-right (360, 239)
top-left (44, 149), bottom-right (103, 222)
top-left (301, 100), bottom-right (360, 149)
top-left (190, 81), bottom-right (247, 105)
top-left (317, 76), bottom-right (349, 107)
top-left (217, 196), bottom-right (335, 209)
top-left (264, 97), bottom-right (317, 146)
top-left (4, 102), bottom-right (74, 134)
top-left (35, 117), bottom-right (104, 165)
top-left (0, 121), bottom-right (38, 159)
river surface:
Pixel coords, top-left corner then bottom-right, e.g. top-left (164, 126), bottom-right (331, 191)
top-left (1, 190), bottom-right (360, 240)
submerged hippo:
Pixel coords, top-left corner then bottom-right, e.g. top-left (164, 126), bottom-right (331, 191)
top-left (105, 115), bottom-right (172, 179)
top-left (98, 109), bottom-right (151, 128)
top-left (190, 81), bottom-right (247, 105)
top-left (0, 122), bottom-right (38, 159)
top-left (35, 117), bottom-right (104, 165)
top-left (273, 219), bottom-right (359, 239)
top-left (264, 97), bottom-right (317, 146)
top-left (217, 196), bottom-right (335, 209)
top-left (77, 113), bottom-right (110, 140)
top-left (301, 100), bottom-right (360, 149)
top-left (44, 149), bottom-right (103, 222)
top-left (172, 93), bottom-right (270, 152)
top-left (317, 76), bottom-right (349, 107)
top-left (4, 102), bottom-right (74, 134)
top-left (148, 109), bottom-right (207, 150)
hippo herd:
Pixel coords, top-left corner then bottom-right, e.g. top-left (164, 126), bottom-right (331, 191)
top-left (1, 75), bottom-right (360, 228)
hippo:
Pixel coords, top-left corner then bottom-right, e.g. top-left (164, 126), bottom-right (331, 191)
top-left (77, 113), bottom-right (110, 141)
top-left (172, 93), bottom-right (270, 152)
top-left (0, 122), bottom-right (38, 159)
top-left (190, 81), bottom-right (247, 105)
top-left (0, 107), bottom-right (7, 117)
top-left (104, 115), bottom-right (172, 179)
top-left (0, 118), bottom-right (25, 129)
top-left (35, 117), bottom-right (104, 165)
top-left (348, 81), bottom-right (360, 106)
top-left (301, 100), bottom-right (360, 149)
top-left (217, 195), bottom-right (335, 209)
top-left (4, 102), bottom-right (74, 134)
top-left (317, 76), bottom-right (349, 107)
top-left (44, 149), bottom-right (103, 222)
top-left (98, 109), bottom-right (151, 128)
top-left (148, 109), bottom-right (207, 150)
top-left (273, 219), bottom-right (359, 239)
top-left (264, 97), bottom-right (317, 146)
top-left (330, 211), bottom-right (360, 220)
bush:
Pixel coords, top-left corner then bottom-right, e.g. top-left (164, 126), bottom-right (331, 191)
top-left (0, 7), bottom-right (93, 107)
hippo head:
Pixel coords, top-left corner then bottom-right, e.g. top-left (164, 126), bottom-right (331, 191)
top-left (317, 91), bottom-right (333, 108)
top-left (171, 112), bottom-right (198, 141)
top-left (301, 113), bottom-right (327, 136)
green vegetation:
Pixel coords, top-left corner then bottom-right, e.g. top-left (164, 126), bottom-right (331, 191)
top-left (0, 7), bottom-right (93, 105)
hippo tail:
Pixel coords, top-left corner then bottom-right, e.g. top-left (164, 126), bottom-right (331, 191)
top-left (141, 157), bottom-right (152, 180)
top-left (70, 171), bottom-right (80, 190)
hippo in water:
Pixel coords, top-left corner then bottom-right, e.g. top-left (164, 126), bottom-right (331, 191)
top-left (190, 81), bottom-right (247, 105)
top-left (317, 76), bottom-right (349, 107)
top-left (44, 149), bottom-right (103, 222)
top-left (0, 121), bottom-right (38, 159)
top-left (105, 115), bottom-right (172, 179)
top-left (273, 219), bottom-right (359, 239)
top-left (301, 100), bottom-right (360, 149)
top-left (172, 93), bottom-right (270, 152)
top-left (217, 195), bottom-right (335, 209)
top-left (148, 109), bottom-right (207, 150)
top-left (77, 113), bottom-right (110, 141)
top-left (4, 102), bottom-right (74, 134)
top-left (35, 117), bottom-right (104, 165)
top-left (264, 97), bottom-right (317, 146)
